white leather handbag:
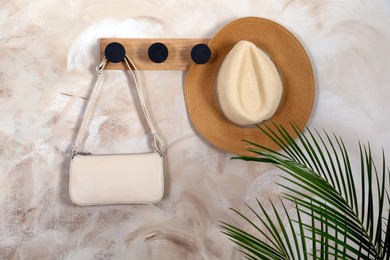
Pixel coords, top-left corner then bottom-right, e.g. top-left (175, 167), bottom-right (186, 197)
top-left (69, 54), bottom-right (164, 206)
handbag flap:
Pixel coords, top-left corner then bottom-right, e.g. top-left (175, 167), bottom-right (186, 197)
top-left (69, 152), bottom-right (164, 206)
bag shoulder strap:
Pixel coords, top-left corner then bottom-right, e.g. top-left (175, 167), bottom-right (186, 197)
top-left (72, 55), bottom-right (164, 157)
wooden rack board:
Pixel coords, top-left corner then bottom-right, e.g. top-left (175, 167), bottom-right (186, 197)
top-left (100, 38), bottom-right (211, 70)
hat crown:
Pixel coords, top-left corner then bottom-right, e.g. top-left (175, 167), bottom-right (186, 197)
top-left (216, 40), bottom-right (283, 126)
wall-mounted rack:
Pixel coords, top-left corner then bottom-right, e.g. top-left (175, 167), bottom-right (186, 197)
top-left (100, 38), bottom-right (211, 71)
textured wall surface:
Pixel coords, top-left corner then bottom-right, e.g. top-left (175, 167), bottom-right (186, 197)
top-left (1, 0), bottom-right (390, 259)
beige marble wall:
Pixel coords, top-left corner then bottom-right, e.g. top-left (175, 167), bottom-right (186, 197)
top-left (1, 0), bottom-right (389, 259)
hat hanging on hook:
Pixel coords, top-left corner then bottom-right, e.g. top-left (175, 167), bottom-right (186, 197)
top-left (184, 17), bottom-right (315, 155)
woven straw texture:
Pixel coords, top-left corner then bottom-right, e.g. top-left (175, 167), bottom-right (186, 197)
top-left (185, 17), bottom-right (315, 155)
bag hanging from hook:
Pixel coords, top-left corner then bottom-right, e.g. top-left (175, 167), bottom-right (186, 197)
top-left (69, 43), bottom-right (164, 206)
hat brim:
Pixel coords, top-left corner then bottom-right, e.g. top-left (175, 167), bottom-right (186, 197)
top-left (184, 17), bottom-right (315, 155)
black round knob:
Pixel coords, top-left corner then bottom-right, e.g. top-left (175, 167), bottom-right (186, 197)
top-left (104, 42), bottom-right (126, 63)
top-left (191, 44), bottom-right (211, 64)
top-left (148, 42), bottom-right (168, 63)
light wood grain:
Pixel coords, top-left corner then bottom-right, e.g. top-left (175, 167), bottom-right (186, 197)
top-left (100, 38), bottom-right (211, 70)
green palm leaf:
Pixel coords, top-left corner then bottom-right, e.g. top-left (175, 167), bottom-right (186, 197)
top-left (221, 124), bottom-right (390, 259)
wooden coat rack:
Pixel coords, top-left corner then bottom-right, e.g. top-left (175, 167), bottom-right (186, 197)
top-left (100, 38), bottom-right (211, 71)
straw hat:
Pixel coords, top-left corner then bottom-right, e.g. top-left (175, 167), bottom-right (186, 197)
top-left (184, 17), bottom-right (315, 155)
